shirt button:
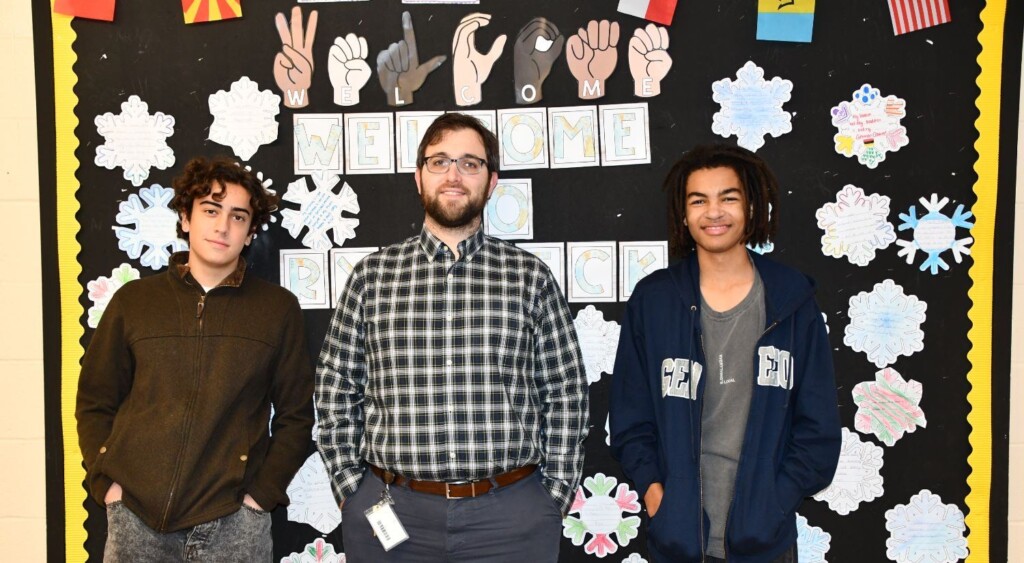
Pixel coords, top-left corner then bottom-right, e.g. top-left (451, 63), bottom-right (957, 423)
top-left (99, 446), bottom-right (107, 454)
top-left (447, 360), bottom-right (453, 366)
top-left (447, 315), bottom-right (453, 322)
top-left (449, 452), bottom-right (455, 459)
top-left (447, 274), bottom-right (453, 282)
top-left (240, 455), bottom-right (248, 462)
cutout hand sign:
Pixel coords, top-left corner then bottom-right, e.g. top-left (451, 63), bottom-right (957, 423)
top-left (452, 13), bottom-right (507, 107)
top-left (513, 18), bottom-right (565, 105)
top-left (628, 24), bottom-right (671, 98)
top-left (329, 33), bottom-right (371, 106)
top-left (377, 11), bottom-right (447, 107)
top-left (274, 6), bottom-right (318, 109)
top-left (566, 20), bottom-right (620, 100)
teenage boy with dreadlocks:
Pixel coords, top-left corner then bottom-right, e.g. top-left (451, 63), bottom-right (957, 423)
top-left (610, 144), bottom-right (841, 563)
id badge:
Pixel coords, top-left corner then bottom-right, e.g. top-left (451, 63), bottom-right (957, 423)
top-left (364, 500), bottom-right (409, 551)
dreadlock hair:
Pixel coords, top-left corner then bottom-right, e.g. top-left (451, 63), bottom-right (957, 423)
top-left (663, 144), bottom-right (779, 258)
top-left (170, 156), bottom-right (279, 240)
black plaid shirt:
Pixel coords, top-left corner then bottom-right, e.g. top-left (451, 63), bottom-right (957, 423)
top-left (315, 227), bottom-right (589, 512)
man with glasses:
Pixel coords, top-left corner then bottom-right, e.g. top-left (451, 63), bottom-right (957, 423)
top-left (316, 113), bottom-right (589, 562)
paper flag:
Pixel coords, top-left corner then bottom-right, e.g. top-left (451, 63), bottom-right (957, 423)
top-left (756, 0), bottom-right (814, 43)
top-left (182, 0), bottom-right (242, 24)
top-left (617, 0), bottom-right (677, 26)
top-left (888, 0), bottom-right (951, 35)
top-left (54, 0), bottom-right (115, 21)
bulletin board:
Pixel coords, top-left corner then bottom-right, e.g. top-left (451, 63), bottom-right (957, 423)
top-left (34, 1), bottom-right (1019, 561)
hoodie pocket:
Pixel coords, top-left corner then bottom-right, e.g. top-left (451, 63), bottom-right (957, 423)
top-left (645, 478), bottom-right (703, 561)
top-left (727, 474), bottom-right (790, 555)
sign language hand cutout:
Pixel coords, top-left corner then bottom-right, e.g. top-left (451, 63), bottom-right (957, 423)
top-left (566, 20), bottom-right (620, 100)
top-left (377, 11), bottom-right (447, 107)
top-left (274, 6), bottom-right (318, 109)
top-left (513, 18), bottom-right (565, 105)
top-left (452, 13), bottom-right (507, 107)
top-left (329, 33), bottom-right (371, 106)
top-left (628, 24), bottom-right (671, 98)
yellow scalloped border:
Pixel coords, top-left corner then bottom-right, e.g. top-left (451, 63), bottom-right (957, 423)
top-left (50, 3), bottom-right (87, 562)
top-left (48, 2), bottom-right (1009, 562)
top-left (966, 2), bottom-right (1006, 561)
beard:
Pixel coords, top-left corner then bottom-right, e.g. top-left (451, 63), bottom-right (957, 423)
top-left (421, 183), bottom-right (489, 229)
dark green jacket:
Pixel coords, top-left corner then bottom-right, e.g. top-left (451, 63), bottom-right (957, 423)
top-left (76, 252), bottom-right (314, 532)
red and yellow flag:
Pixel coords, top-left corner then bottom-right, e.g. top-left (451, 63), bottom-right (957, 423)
top-left (182, 0), bottom-right (242, 24)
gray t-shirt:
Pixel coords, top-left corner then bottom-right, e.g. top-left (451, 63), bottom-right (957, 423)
top-left (699, 268), bottom-right (765, 558)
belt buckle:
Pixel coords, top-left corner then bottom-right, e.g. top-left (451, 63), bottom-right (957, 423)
top-left (445, 481), bottom-right (475, 499)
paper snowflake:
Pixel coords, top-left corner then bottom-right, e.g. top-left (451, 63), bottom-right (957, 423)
top-left (853, 367), bottom-right (927, 447)
top-left (86, 263), bottom-right (141, 328)
top-left (280, 538), bottom-right (346, 563)
top-left (564, 473), bottom-right (642, 558)
top-left (816, 185), bottom-right (896, 266)
top-left (813, 428), bottom-right (884, 515)
top-left (711, 61), bottom-right (793, 151)
top-left (285, 453), bottom-right (342, 534)
top-left (94, 95), bottom-right (176, 187)
top-left (796, 513), bottom-right (831, 563)
top-left (620, 554), bottom-right (649, 563)
top-left (885, 490), bottom-right (967, 563)
top-left (831, 84), bottom-right (908, 168)
top-left (245, 165), bottom-right (278, 236)
top-left (113, 184), bottom-right (189, 270)
top-left (209, 76), bottom-right (281, 161)
top-left (896, 194), bottom-right (974, 275)
top-left (844, 279), bottom-right (926, 368)
top-left (574, 305), bottom-right (621, 385)
top-left (281, 173), bottom-right (361, 251)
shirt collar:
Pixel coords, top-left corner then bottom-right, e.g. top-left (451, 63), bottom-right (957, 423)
top-left (170, 250), bottom-right (247, 289)
top-left (417, 225), bottom-right (486, 262)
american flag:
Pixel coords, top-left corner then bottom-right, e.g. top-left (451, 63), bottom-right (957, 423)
top-left (888, 0), bottom-right (952, 35)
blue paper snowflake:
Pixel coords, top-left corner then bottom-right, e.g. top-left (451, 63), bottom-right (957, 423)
top-left (113, 184), bottom-right (188, 270)
top-left (796, 513), bottom-right (831, 563)
top-left (885, 490), bottom-right (967, 563)
top-left (711, 61), bottom-right (793, 151)
top-left (844, 279), bottom-right (926, 368)
top-left (895, 194), bottom-right (973, 275)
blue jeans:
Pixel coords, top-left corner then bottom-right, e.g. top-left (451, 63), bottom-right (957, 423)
top-left (341, 469), bottom-right (563, 562)
top-left (104, 501), bottom-right (272, 562)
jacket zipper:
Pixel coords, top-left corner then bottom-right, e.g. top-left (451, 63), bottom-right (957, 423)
top-left (158, 292), bottom-right (207, 530)
top-left (723, 318), bottom-right (780, 561)
top-left (698, 331), bottom-right (707, 562)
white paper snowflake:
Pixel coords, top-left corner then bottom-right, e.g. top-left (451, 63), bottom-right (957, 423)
top-left (620, 554), bottom-right (649, 563)
top-left (113, 184), bottom-right (189, 270)
top-left (853, 367), bottom-right (927, 447)
top-left (285, 453), bottom-right (342, 535)
top-left (280, 538), bottom-right (346, 563)
top-left (94, 95), bottom-right (176, 187)
top-left (280, 173), bottom-right (361, 251)
top-left (843, 279), bottom-right (926, 368)
top-left (563, 473), bottom-right (642, 558)
top-left (245, 165), bottom-right (278, 237)
top-left (816, 185), bottom-right (896, 267)
top-left (885, 490), bottom-right (967, 563)
top-left (895, 194), bottom-right (974, 275)
top-left (796, 513), bottom-right (831, 563)
top-left (711, 61), bottom-right (793, 151)
top-left (574, 305), bottom-right (621, 385)
top-left (813, 428), bottom-right (884, 515)
top-left (86, 263), bottom-right (141, 328)
top-left (831, 84), bottom-right (908, 169)
top-left (209, 76), bottom-right (281, 161)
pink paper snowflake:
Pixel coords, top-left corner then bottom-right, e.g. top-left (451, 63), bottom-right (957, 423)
top-left (563, 473), bottom-right (642, 558)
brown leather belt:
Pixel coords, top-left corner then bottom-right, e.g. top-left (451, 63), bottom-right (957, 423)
top-left (368, 464), bottom-right (537, 499)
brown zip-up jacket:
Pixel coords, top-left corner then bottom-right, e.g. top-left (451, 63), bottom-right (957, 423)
top-left (76, 252), bottom-right (314, 532)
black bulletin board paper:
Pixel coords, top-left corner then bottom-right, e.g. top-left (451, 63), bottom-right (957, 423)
top-left (35, 0), bottom-right (1019, 561)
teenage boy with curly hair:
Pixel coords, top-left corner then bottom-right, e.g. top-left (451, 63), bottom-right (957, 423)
top-left (77, 156), bottom-right (314, 562)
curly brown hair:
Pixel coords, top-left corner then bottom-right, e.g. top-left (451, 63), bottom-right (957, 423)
top-left (664, 144), bottom-right (779, 258)
top-left (170, 156), bottom-right (278, 240)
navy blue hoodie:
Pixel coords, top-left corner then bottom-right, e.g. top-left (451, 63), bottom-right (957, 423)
top-left (610, 252), bottom-right (841, 563)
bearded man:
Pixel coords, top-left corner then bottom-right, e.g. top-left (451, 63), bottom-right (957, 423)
top-left (315, 113), bottom-right (589, 562)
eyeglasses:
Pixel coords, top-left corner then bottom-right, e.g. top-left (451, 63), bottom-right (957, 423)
top-left (422, 155), bottom-right (488, 175)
